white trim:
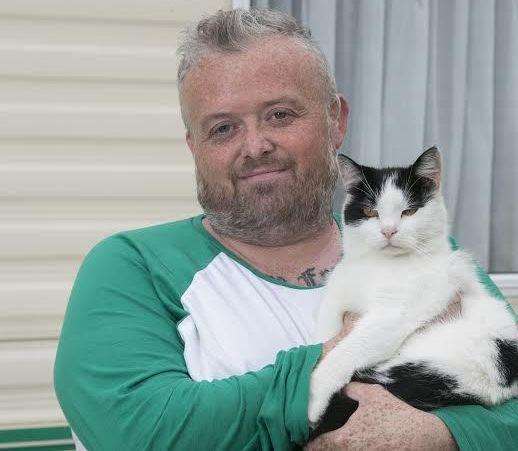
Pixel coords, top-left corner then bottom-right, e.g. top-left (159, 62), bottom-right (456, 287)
top-left (232, 0), bottom-right (251, 9)
top-left (0, 439), bottom-right (74, 449)
top-left (490, 273), bottom-right (518, 299)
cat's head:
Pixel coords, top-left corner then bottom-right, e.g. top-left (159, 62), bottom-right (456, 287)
top-left (338, 147), bottom-right (448, 258)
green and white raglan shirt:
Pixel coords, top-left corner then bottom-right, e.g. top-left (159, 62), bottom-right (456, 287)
top-left (54, 214), bottom-right (518, 451)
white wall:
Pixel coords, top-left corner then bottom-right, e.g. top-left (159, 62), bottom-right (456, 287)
top-left (0, 0), bottom-right (231, 430)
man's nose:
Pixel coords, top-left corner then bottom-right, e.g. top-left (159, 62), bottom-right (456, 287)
top-left (241, 125), bottom-right (274, 158)
top-left (381, 226), bottom-right (398, 239)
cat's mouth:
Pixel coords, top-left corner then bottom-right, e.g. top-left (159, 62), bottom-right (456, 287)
top-left (382, 242), bottom-right (403, 250)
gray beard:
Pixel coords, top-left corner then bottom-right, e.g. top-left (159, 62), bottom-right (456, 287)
top-left (196, 149), bottom-right (339, 246)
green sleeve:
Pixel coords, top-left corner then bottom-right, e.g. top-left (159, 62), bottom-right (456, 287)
top-left (54, 235), bottom-right (322, 450)
top-left (433, 238), bottom-right (518, 450)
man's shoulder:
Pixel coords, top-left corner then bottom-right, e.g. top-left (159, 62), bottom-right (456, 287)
top-left (119, 214), bottom-right (205, 247)
top-left (89, 214), bottom-right (218, 273)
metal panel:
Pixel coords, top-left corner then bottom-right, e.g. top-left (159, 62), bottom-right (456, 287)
top-left (0, 0), bottom-right (231, 431)
top-left (0, 0), bottom-right (227, 22)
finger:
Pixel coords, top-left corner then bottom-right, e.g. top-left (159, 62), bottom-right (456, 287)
top-left (344, 381), bottom-right (372, 401)
top-left (437, 294), bottom-right (462, 322)
top-left (342, 311), bottom-right (360, 323)
top-left (338, 312), bottom-right (359, 337)
top-left (449, 293), bottom-right (462, 313)
top-left (304, 431), bottom-right (339, 451)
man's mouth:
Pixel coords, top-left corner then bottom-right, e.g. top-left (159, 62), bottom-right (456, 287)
top-left (238, 168), bottom-right (288, 181)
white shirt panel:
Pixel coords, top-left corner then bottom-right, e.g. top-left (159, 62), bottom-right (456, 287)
top-left (178, 252), bottom-right (325, 381)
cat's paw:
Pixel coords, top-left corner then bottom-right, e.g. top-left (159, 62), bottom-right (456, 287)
top-left (308, 350), bottom-right (354, 423)
top-left (308, 366), bottom-right (350, 424)
top-left (308, 383), bottom-right (333, 424)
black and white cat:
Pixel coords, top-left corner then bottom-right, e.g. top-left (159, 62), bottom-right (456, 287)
top-left (308, 148), bottom-right (518, 437)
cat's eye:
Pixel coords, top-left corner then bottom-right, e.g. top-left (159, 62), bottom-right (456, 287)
top-left (402, 208), bottom-right (418, 216)
top-left (363, 207), bottom-right (379, 218)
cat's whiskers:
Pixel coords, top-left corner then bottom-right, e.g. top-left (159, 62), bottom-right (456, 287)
top-left (404, 175), bottom-right (427, 197)
top-left (351, 185), bottom-right (375, 199)
top-left (397, 237), bottom-right (435, 263)
top-left (359, 166), bottom-right (377, 199)
top-left (408, 242), bottom-right (434, 261)
top-left (403, 165), bottom-right (413, 194)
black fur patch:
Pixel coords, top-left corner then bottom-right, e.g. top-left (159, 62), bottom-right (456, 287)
top-left (341, 160), bottom-right (437, 226)
top-left (380, 362), bottom-right (478, 410)
top-left (308, 392), bottom-right (358, 441)
top-left (310, 363), bottom-right (479, 441)
top-left (495, 338), bottom-right (518, 386)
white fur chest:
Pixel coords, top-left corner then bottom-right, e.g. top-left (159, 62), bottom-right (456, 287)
top-left (325, 251), bottom-right (452, 314)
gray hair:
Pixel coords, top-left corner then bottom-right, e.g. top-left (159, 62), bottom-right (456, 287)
top-left (177, 8), bottom-right (337, 130)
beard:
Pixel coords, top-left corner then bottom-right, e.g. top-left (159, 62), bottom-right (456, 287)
top-left (195, 141), bottom-right (339, 246)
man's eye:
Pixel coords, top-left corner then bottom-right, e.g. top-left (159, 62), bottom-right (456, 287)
top-left (211, 124), bottom-right (233, 137)
top-left (215, 124), bottom-right (231, 134)
top-left (270, 110), bottom-right (294, 123)
top-left (274, 111), bottom-right (288, 119)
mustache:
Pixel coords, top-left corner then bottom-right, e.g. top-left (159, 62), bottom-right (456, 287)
top-left (232, 155), bottom-right (295, 179)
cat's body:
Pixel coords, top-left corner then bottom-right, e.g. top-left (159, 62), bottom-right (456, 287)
top-left (308, 148), bottom-right (518, 437)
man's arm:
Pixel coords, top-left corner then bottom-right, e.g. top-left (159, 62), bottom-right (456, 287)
top-left (305, 382), bottom-right (458, 451)
top-left (433, 238), bottom-right (518, 450)
top-left (54, 235), bottom-right (321, 451)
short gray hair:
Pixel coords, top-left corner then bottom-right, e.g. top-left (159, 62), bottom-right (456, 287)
top-left (177, 8), bottom-right (337, 129)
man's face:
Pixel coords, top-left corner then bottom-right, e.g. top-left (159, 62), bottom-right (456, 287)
top-left (182, 36), bottom-right (347, 245)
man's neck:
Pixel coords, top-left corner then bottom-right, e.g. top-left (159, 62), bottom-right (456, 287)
top-left (202, 217), bottom-right (342, 287)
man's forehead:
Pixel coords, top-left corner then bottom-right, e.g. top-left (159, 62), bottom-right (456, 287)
top-left (181, 36), bottom-right (323, 122)
top-left (187, 35), bottom-right (318, 82)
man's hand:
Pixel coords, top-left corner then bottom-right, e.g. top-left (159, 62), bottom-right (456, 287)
top-left (320, 311), bottom-right (360, 360)
top-left (305, 382), bottom-right (458, 451)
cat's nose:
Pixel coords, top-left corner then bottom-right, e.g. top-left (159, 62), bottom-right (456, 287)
top-left (381, 226), bottom-right (398, 239)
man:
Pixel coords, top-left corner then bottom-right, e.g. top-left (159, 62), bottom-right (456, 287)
top-left (54, 8), bottom-right (518, 450)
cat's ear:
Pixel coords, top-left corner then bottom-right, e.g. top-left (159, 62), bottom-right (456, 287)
top-left (412, 147), bottom-right (442, 189)
top-left (337, 154), bottom-right (362, 189)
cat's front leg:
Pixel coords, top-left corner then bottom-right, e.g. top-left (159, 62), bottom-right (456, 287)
top-left (308, 348), bottom-right (356, 423)
top-left (308, 309), bottom-right (412, 424)
top-left (313, 266), bottom-right (361, 343)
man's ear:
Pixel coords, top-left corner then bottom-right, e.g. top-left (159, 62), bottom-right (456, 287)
top-left (329, 94), bottom-right (349, 150)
